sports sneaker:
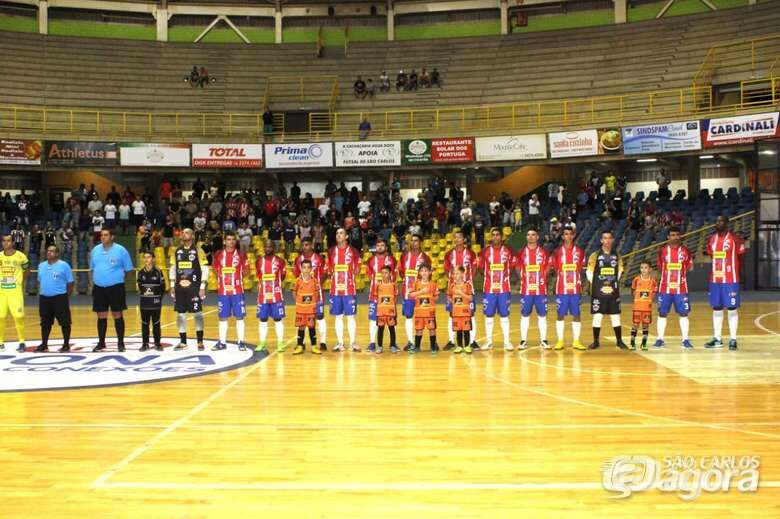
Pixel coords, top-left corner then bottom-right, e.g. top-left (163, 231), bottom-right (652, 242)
top-left (93, 343), bottom-right (107, 352)
top-left (408, 345), bottom-right (420, 355)
top-left (276, 342), bottom-right (286, 353)
top-left (464, 344), bottom-right (473, 354)
top-left (154, 344), bottom-right (163, 351)
top-left (704, 338), bottom-right (724, 349)
top-left (292, 344), bottom-right (304, 355)
top-left (174, 343), bottom-right (187, 351)
top-left (351, 343), bottom-right (361, 352)
top-left (196, 343), bottom-right (204, 351)
top-left (403, 342), bottom-right (413, 352)
top-left (311, 344), bottom-right (322, 355)
top-left (0, 344), bottom-right (4, 351)
top-left (470, 341), bottom-right (480, 350)
top-left (588, 341), bottom-right (600, 350)
top-left (443, 341), bottom-right (455, 351)
top-left (16, 343), bottom-right (26, 353)
top-left (34, 344), bottom-right (48, 353)
top-left (572, 340), bottom-right (586, 351)
top-left (540, 340), bottom-right (551, 350)
top-left (616, 341), bottom-right (629, 350)
top-left (554, 340), bottom-right (565, 350)
top-left (238, 342), bottom-right (247, 351)
top-left (482, 342), bottom-right (493, 351)
top-left (59, 345), bottom-right (71, 353)
top-left (257, 342), bottom-right (267, 352)
top-left (518, 340), bottom-right (527, 350)
top-left (211, 342), bottom-right (227, 351)
top-left (653, 339), bottom-right (665, 349)
top-left (629, 342), bottom-right (636, 351)
top-left (504, 342), bottom-right (514, 351)
top-left (640, 343), bottom-right (648, 351)
top-left (729, 339), bottom-right (738, 351)
top-left (453, 345), bottom-right (464, 354)
top-left (430, 344), bottom-right (439, 353)
top-left (376, 345), bottom-right (383, 354)
top-left (367, 343), bottom-right (376, 353)
top-left (139, 344), bottom-right (149, 352)
top-left (390, 345), bottom-right (400, 354)
top-left (681, 339), bottom-right (694, 350)
top-left (319, 342), bottom-right (328, 351)
top-left (333, 344), bottom-right (345, 352)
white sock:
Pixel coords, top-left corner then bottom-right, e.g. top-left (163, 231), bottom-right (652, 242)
top-left (259, 321), bottom-right (268, 344)
top-left (347, 315), bottom-right (357, 345)
top-left (610, 314), bottom-right (621, 328)
top-left (712, 310), bottom-right (724, 340)
top-left (556, 320), bottom-right (565, 342)
top-left (572, 321), bottom-right (581, 341)
top-left (484, 317), bottom-right (494, 345)
top-left (592, 313), bottom-right (603, 328)
top-left (447, 316), bottom-right (455, 343)
top-left (335, 315), bottom-right (345, 345)
top-left (236, 319), bottom-right (245, 342)
top-left (679, 316), bottom-right (689, 341)
top-left (537, 316), bottom-right (547, 342)
top-left (500, 316), bottom-right (510, 344)
top-left (728, 309), bottom-right (739, 340)
top-left (369, 320), bottom-right (378, 344)
top-left (520, 316), bottom-right (530, 342)
top-left (274, 320), bottom-right (284, 344)
top-left (657, 317), bottom-right (667, 341)
top-left (405, 318), bottom-right (414, 344)
top-left (318, 318), bottom-right (327, 344)
top-left (218, 320), bottom-right (228, 343)
top-left (471, 316), bottom-right (477, 341)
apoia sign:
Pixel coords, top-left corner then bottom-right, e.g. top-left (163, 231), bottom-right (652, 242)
top-left (0, 338), bottom-right (266, 392)
top-left (191, 144), bottom-right (263, 168)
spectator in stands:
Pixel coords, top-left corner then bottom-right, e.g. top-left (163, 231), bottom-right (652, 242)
top-left (199, 67), bottom-right (210, 88)
top-left (354, 76), bottom-right (367, 99)
top-left (262, 107), bottom-right (274, 135)
top-left (547, 182), bottom-right (560, 204)
top-left (628, 200), bottom-right (643, 231)
top-left (103, 199), bottom-right (117, 230)
top-left (131, 197), bottom-right (146, 228)
top-left (118, 201), bottom-right (130, 235)
top-left (57, 222), bottom-right (74, 263)
top-left (366, 79), bottom-right (376, 98)
top-left (189, 66), bottom-right (200, 87)
top-left (431, 67), bottom-right (441, 87)
top-left (408, 69), bottom-right (418, 90)
top-left (237, 222), bottom-right (253, 253)
top-left (358, 117), bottom-right (371, 140)
top-left (420, 67), bottom-right (431, 88)
top-left (528, 193), bottom-right (541, 230)
top-left (604, 171), bottom-right (617, 197)
top-left (91, 211), bottom-right (105, 244)
top-left (656, 169), bottom-right (672, 200)
top-left (396, 70), bottom-right (407, 91)
top-left (192, 178), bottom-right (206, 201)
top-left (379, 71), bottom-right (390, 92)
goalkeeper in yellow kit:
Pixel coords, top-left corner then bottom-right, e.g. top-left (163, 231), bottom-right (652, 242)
top-left (0, 234), bottom-right (29, 352)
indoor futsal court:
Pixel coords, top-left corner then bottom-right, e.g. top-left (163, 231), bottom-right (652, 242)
top-left (2, 298), bottom-right (779, 517)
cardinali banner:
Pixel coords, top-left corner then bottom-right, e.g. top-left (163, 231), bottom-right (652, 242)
top-left (701, 112), bottom-right (780, 147)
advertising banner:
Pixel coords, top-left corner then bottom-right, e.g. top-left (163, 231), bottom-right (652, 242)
top-left (402, 139), bottom-right (432, 164)
top-left (402, 137), bottom-right (475, 164)
top-left (334, 141), bottom-right (401, 167)
top-left (475, 134), bottom-right (547, 161)
top-left (192, 144), bottom-right (263, 168)
top-left (119, 143), bottom-right (190, 167)
top-left (622, 121), bottom-right (701, 155)
top-left (264, 143), bottom-right (334, 168)
top-left (701, 112), bottom-right (780, 147)
top-left (548, 128), bottom-right (621, 158)
top-left (45, 141), bottom-right (118, 166)
top-left (0, 139), bottom-right (42, 165)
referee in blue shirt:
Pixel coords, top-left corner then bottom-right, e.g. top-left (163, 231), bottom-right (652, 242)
top-left (90, 228), bottom-right (134, 352)
top-left (35, 245), bottom-right (74, 353)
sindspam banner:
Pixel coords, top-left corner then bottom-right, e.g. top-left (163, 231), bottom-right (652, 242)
top-left (45, 141), bottom-right (119, 166)
top-left (622, 121), bottom-right (701, 155)
top-left (334, 141), bottom-right (401, 167)
top-left (0, 139), bottom-right (42, 165)
top-left (192, 144), bottom-right (262, 168)
top-left (701, 112), bottom-right (780, 147)
top-left (120, 143), bottom-right (190, 166)
top-left (475, 134), bottom-right (547, 161)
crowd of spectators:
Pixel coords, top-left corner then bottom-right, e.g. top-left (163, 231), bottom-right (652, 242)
top-left (186, 65), bottom-right (213, 88)
top-left (354, 68), bottom-right (442, 98)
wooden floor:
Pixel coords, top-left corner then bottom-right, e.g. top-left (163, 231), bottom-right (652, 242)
top-left (1, 300), bottom-right (779, 517)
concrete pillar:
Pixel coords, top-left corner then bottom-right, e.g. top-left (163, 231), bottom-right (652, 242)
top-left (614, 0), bottom-right (627, 24)
top-left (155, 7), bottom-right (168, 42)
top-left (38, 0), bottom-right (48, 35)
top-left (500, 0), bottom-right (509, 35)
top-left (387, 1), bottom-right (394, 42)
top-left (685, 156), bottom-right (701, 198)
top-left (274, 8), bottom-right (283, 44)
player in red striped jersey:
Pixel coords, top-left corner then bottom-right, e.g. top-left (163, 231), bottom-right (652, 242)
top-left (327, 227), bottom-right (362, 351)
top-left (478, 228), bottom-right (515, 350)
top-left (704, 215), bottom-right (746, 350)
top-left (654, 226), bottom-right (694, 349)
top-left (551, 227), bottom-right (586, 350)
top-left (255, 240), bottom-right (287, 352)
top-left (211, 231), bottom-right (249, 351)
top-left (366, 238), bottom-right (397, 353)
top-left (294, 237), bottom-right (328, 351)
top-left (514, 229), bottom-right (553, 350)
top-left (399, 235), bottom-right (432, 351)
top-left (443, 230), bottom-right (479, 351)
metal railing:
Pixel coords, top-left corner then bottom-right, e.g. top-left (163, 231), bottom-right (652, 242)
top-left (693, 33), bottom-right (780, 88)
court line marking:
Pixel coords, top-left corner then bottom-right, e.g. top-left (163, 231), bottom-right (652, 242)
top-left (463, 348), bottom-right (780, 441)
top-left (126, 308), bottom-right (218, 338)
top-left (754, 310), bottom-right (780, 337)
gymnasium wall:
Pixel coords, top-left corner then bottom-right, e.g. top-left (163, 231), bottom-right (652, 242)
top-left (470, 165), bottom-right (566, 203)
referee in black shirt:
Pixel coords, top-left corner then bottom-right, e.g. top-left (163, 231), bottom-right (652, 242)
top-left (137, 250), bottom-right (165, 351)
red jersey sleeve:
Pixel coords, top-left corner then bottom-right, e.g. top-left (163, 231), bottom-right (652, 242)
top-left (278, 258), bottom-right (287, 281)
top-left (211, 250), bottom-right (220, 272)
top-left (735, 235), bottom-right (746, 255)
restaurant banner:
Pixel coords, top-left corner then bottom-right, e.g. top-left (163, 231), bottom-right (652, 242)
top-left (119, 143), bottom-right (190, 167)
top-left (264, 143), bottom-right (333, 168)
top-left (45, 141), bottom-right (118, 166)
top-left (701, 112), bottom-right (780, 147)
top-left (192, 144), bottom-right (263, 168)
top-left (0, 139), bottom-right (42, 165)
top-left (335, 141), bottom-right (401, 167)
top-left (622, 121), bottom-right (701, 155)
top-left (402, 137), bottom-right (475, 164)
top-left (475, 134), bottom-right (547, 161)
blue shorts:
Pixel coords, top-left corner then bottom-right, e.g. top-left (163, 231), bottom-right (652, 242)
top-left (657, 293), bottom-right (690, 316)
top-left (217, 294), bottom-right (246, 319)
top-left (315, 301), bottom-right (324, 320)
top-left (555, 294), bottom-right (581, 318)
top-left (329, 295), bottom-right (357, 316)
top-left (520, 295), bottom-right (548, 317)
top-left (402, 299), bottom-right (416, 319)
top-left (709, 282), bottom-right (740, 309)
top-left (483, 293), bottom-right (511, 318)
top-left (256, 301), bottom-right (285, 321)
top-left (369, 301), bottom-right (377, 321)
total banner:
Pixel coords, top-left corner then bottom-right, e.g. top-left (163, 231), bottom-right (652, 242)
top-left (548, 128), bottom-right (622, 158)
top-left (701, 112), bottom-right (780, 147)
top-left (120, 143), bottom-right (190, 167)
top-left (264, 143), bottom-right (334, 168)
top-left (334, 141), bottom-right (401, 167)
top-left (402, 137), bottom-right (475, 164)
top-left (0, 139), bottom-right (42, 165)
top-left (192, 144), bottom-right (263, 168)
top-left (45, 141), bottom-right (119, 166)
top-left (622, 121), bottom-right (701, 155)
top-left (475, 134), bottom-right (547, 161)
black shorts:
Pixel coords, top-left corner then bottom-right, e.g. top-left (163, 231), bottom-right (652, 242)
top-left (174, 288), bottom-right (203, 313)
top-left (39, 294), bottom-right (71, 327)
top-left (590, 295), bottom-right (621, 315)
top-left (92, 283), bottom-right (127, 312)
